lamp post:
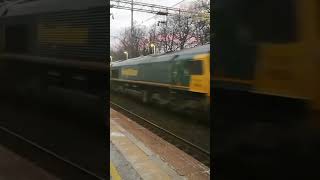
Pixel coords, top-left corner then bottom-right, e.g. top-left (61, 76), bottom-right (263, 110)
top-left (124, 51), bottom-right (128, 60)
top-left (150, 43), bottom-right (155, 54)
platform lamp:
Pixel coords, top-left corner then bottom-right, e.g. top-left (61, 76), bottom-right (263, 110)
top-left (150, 43), bottom-right (156, 54)
top-left (124, 51), bottom-right (128, 60)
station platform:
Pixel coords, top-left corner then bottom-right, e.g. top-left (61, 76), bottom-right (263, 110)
top-left (0, 145), bottom-right (58, 180)
top-left (110, 108), bottom-right (210, 180)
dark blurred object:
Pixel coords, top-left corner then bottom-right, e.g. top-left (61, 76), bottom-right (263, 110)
top-left (0, 0), bottom-right (108, 122)
top-left (214, 0), bottom-right (320, 179)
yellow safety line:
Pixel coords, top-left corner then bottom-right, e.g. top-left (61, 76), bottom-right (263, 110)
top-left (110, 162), bottom-right (122, 180)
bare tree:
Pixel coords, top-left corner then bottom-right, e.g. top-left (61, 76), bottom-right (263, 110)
top-left (115, 23), bottom-right (149, 59)
top-left (110, 0), bottom-right (210, 60)
top-left (147, 24), bottom-right (158, 53)
top-left (155, 0), bottom-right (210, 52)
top-left (110, 44), bottom-right (127, 61)
top-left (190, 0), bottom-right (210, 45)
top-left (111, 23), bottom-right (150, 61)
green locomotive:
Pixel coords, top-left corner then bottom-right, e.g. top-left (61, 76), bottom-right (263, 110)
top-left (110, 44), bottom-right (210, 112)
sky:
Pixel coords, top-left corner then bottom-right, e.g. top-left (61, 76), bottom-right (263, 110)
top-left (110, 0), bottom-right (196, 49)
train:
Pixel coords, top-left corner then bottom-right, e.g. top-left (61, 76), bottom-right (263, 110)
top-left (215, 0), bottom-right (320, 118)
top-left (0, 0), bottom-right (108, 114)
top-left (110, 44), bottom-right (210, 113)
top-left (214, 0), bottom-right (320, 178)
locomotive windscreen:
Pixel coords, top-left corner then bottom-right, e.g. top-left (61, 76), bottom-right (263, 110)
top-left (187, 60), bottom-right (203, 75)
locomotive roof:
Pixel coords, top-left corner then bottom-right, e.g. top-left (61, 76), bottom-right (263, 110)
top-left (111, 44), bottom-right (210, 67)
top-left (0, 0), bottom-right (106, 17)
top-left (167, 44), bottom-right (210, 56)
top-left (111, 54), bottom-right (176, 67)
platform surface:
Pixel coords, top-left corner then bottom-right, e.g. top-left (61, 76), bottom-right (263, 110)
top-left (0, 145), bottom-right (59, 180)
top-left (110, 161), bottom-right (121, 180)
top-left (110, 108), bottom-right (210, 180)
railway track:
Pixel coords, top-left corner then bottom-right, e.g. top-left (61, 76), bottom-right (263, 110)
top-left (110, 101), bottom-right (210, 167)
top-left (0, 91), bottom-right (107, 180)
top-left (0, 125), bottom-right (106, 180)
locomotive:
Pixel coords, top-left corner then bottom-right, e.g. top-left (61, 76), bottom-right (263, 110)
top-left (214, 0), bottom-right (320, 118)
top-left (214, 0), bottom-right (320, 178)
top-left (0, 0), bottom-right (108, 111)
top-left (110, 44), bottom-right (210, 112)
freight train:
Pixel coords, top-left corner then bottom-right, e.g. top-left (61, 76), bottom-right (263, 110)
top-left (215, 0), bottom-right (320, 117)
top-left (214, 0), bottom-right (320, 178)
top-left (0, 0), bottom-right (108, 111)
top-left (110, 44), bottom-right (210, 112)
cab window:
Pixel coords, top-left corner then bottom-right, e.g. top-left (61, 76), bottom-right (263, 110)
top-left (186, 60), bottom-right (203, 75)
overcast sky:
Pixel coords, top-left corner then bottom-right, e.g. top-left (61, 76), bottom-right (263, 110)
top-left (110, 0), bottom-right (196, 49)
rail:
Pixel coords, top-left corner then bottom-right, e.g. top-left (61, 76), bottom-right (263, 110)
top-left (0, 125), bottom-right (105, 180)
top-left (110, 101), bottom-right (210, 166)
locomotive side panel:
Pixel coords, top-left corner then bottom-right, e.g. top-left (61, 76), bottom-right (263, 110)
top-left (37, 7), bottom-right (107, 62)
top-left (116, 56), bottom-right (174, 84)
top-left (119, 64), bottom-right (140, 81)
top-left (0, 5), bottom-right (108, 62)
top-left (141, 61), bottom-right (173, 84)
